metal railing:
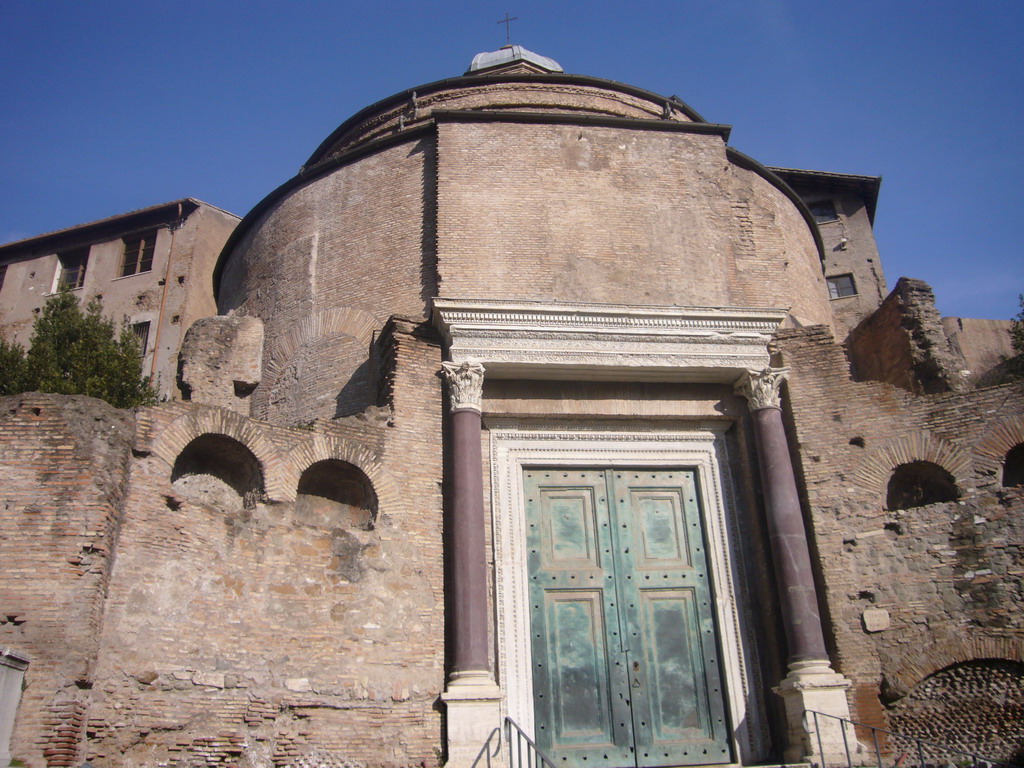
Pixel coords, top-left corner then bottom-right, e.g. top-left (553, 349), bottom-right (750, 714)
top-left (471, 718), bottom-right (558, 768)
top-left (805, 710), bottom-right (1020, 768)
top-left (505, 717), bottom-right (558, 768)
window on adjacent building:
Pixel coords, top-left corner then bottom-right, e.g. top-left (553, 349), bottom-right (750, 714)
top-left (0, 264), bottom-right (7, 293)
top-left (809, 199), bottom-right (839, 224)
top-left (132, 321), bottom-right (151, 356)
top-left (58, 248), bottom-right (89, 289)
top-left (120, 230), bottom-right (157, 277)
top-left (827, 274), bottom-right (857, 299)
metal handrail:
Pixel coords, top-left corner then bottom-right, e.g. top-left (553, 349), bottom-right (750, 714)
top-left (470, 717), bottom-right (559, 768)
top-left (805, 710), bottom-right (1020, 768)
top-left (504, 717), bottom-right (558, 768)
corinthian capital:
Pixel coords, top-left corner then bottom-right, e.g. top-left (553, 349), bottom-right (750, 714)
top-left (441, 359), bottom-right (486, 412)
top-left (734, 367), bottom-right (789, 411)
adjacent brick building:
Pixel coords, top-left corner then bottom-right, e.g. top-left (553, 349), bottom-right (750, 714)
top-left (0, 199), bottom-right (240, 399)
top-left (1, 45), bottom-right (1021, 768)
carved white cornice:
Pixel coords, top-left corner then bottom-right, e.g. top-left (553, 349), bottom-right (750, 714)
top-left (432, 299), bottom-right (788, 383)
top-left (734, 367), bottom-right (790, 411)
top-left (441, 359), bottom-right (486, 412)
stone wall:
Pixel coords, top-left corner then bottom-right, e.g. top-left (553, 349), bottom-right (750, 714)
top-left (0, 394), bottom-right (134, 768)
top-left (177, 314), bottom-right (264, 412)
top-left (775, 325), bottom-right (1024, 761)
top-left (847, 278), bottom-right (969, 394)
top-left (0, 319), bottom-right (448, 768)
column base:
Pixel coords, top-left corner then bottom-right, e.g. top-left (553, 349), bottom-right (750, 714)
top-left (775, 660), bottom-right (860, 765)
top-left (442, 672), bottom-right (503, 768)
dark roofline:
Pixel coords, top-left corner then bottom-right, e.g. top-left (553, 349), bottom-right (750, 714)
top-left (303, 71), bottom-right (707, 170)
top-left (768, 166), bottom-right (881, 225)
top-left (0, 199), bottom-right (237, 259)
top-left (432, 109), bottom-right (732, 139)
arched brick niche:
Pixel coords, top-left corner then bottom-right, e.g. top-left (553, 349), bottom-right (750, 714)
top-left (295, 459), bottom-right (378, 530)
top-left (856, 433), bottom-right (971, 506)
top-left (281, 434), bottom-right (398, 513)
top-left (974, 414), bottom-right (1024, 484)
top-left (887, 659), bottom-right (1024, 764)
top-left (886, 461), bottom-right (959, 511)
top-left (146, 406), bottom-right (289, 501)
top-left (171, 434), bottom-right (264, 510)
top-left (1003, 443), bottom-right (1024, 487)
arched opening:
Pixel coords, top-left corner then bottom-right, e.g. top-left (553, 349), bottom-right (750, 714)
top-left (1003, 443), bottom-right (1024, 487)
top-left (886, 461), bottom-right (958, 510)
top-left (171, 434), bottom-right (264, 510)
top-left (887, 659), bottom-right (1024, 764)
top-left (295, 459), bottom-right (377, 529)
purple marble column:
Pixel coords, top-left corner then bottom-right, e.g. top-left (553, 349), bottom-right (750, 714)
top-left (441, 360), bottom-right (490, 678)
top-left (736, 367), bottom-right (829, 665)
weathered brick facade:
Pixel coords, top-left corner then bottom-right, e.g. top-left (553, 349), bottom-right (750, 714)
top-left (1, 45), bottom-right (1021, 768)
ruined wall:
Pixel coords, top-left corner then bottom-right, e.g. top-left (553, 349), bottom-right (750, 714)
top-left (177, 315), bottom-right (264, 412)
top-left (942, 316), bottom-right (1016, 386)
top-left (436, 120), bottom-right (831, 329)
top-left (775, 325), bottom-right (1024, 762)
top-left (1, 320), bottom-right (447, 768)
top-left (0, 394), bottom-right (135, 768)
top-left (847, 278), bottom-right (969, 394)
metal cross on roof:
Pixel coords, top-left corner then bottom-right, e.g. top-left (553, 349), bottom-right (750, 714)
top-left (497, 13), bottom-right (518, 45)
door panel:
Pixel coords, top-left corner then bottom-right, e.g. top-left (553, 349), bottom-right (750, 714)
top-left (526, 468), bottom-right (731, 767)
top-left (526, 470), bottom-right (634, 767)
top-left (546, 591), bottom-right (613, 742)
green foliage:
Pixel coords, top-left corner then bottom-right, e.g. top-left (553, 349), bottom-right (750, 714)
top-left (0, 290), bottom-right (157, 407)
top-left (1007, 294), bottom-right (1024, 379)
top-left (0, 336), bottom-right (28, 395)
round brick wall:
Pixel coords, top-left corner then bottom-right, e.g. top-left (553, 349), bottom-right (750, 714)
top-left (219, 76), bottom-right (830, 425)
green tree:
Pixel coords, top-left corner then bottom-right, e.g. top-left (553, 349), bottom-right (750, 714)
top-left (1007, 294), bottom-right (1024, 379)
top-left (0, 336), bottom-right (28, 395)
top-left (0, 290), bottom-right (157, 407)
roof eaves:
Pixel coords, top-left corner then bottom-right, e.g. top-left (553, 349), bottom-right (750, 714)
top-left (767, 166), bottom-right (881, 224)
top-left (0, 199), bottom-right (205, 256)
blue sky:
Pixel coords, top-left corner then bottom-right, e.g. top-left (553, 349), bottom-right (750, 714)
top-left (1, 0), bottom-right (1021, 320)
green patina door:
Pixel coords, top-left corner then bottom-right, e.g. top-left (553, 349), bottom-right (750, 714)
top-left (524, 468), bottom-right (731, 768)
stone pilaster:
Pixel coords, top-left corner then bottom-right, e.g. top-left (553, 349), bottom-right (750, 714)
top-left (735, 367), bottom-right (856, 764)
top-left (439, 360), bottom-right (502, 768)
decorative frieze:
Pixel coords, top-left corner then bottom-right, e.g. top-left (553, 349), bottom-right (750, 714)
top-left (433, 299), bottom-right (787, 382)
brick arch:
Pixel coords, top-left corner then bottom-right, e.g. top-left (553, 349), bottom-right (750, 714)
top-left (261, 307), bottom-right (379, 391)
top-left (148, 407), bottom-right (289, 501)
top-left (884, 634), bottom-right (1024, 695)
top-left (854, 432), bottom-right (972, 503)
top-left (280, 434), bottom-right (398, 512)
top-left (973, 414), bottom-right (1024, 479)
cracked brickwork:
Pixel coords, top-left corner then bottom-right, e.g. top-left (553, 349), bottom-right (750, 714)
top-left (775, 325), bottom-right (1024, 761)
top-left (0, 321), bottom-right (447, 768)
